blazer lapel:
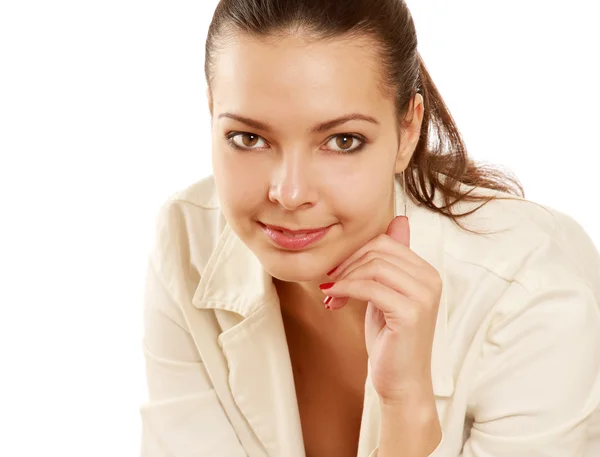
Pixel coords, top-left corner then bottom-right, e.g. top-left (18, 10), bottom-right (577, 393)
top-left (192, 224), bottom-right (306, 457)
top-left (218, 300), bottom-right (306, 457)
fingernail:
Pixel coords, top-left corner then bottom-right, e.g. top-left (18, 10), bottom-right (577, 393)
top-left (326, 266), bottom-right (338, 276)
top-left (323, 296), bottom-right (332, 308)
top-left (319, 282), bottom-right (335, 290)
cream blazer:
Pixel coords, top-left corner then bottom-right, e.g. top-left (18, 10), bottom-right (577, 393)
top-left (139, 173), bottom-right (600, 457)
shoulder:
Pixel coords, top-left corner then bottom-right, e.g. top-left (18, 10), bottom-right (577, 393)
top-left (438, 186), bottom-right (600, 406)
top-left (148, 175), bottom-right (225, 298)
top-left (441, 184), bottom-right (600, 293)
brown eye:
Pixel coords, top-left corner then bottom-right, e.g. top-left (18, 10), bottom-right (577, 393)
top-left (326, 134), bottom-right (365, 154)
top-left (337, 135), bottom-right (354, 149)
top-left (241, 133), bottom-right (259, 147)
top-left (228, 132), bottom-right (267, 150)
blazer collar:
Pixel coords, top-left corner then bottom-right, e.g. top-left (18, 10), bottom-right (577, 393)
top-left (191, 174), bottom-right (454, 396)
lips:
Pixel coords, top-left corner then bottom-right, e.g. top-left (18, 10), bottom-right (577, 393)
top-left (264, 224), bottom-right (327, 236)
top-left (259, 222), bottom-right (332, 250)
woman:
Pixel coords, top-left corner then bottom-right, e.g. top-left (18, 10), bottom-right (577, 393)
top-left (139, 0), bottom-right (600, 456)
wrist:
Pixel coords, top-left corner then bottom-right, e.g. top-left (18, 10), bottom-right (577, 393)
top-left (377, 387), bottom-right (442, 457)
top-left (379, 378), bottom-right (436, 409)
top-left (380, 393), bottom-right (439, 426)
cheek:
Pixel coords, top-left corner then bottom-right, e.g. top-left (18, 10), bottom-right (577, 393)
top-left (213, 151), bottom-right (267, 219)
top-left (326, 171), bottom-right (391, 219)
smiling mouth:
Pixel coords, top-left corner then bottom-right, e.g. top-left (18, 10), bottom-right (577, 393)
top-left (261, 223), bottom-right (330, 236)
top-left (258, 222), bottom-right (333, 250)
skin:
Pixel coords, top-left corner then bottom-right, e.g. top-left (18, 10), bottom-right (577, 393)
top-left (209, 32), bottom-right (424, 337)
top-left (208, 31), bottom-right (443, 456)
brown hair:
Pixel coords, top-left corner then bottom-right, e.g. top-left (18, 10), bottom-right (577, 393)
top-left (204, 0), bottom-right (526, 234)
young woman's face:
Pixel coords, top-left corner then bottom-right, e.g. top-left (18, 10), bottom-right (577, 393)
top-left (210, 33), bottom-right (414, 282)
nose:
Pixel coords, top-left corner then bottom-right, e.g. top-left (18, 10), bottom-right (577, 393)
top-left (268, 152), bottom-right (318, 211)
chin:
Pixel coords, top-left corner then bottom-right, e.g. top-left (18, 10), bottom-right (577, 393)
top-left (260, 252), bottom-right (331, 283)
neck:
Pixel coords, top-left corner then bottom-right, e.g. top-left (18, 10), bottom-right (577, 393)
top-left (274, 277), bottom-right (368, 341)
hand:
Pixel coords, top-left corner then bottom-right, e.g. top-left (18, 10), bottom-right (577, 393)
top-left (320, 216), bottom-right (443, 403)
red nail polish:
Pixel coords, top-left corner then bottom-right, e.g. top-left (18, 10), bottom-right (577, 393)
top-left (323, 295), bottom-right (332, 305)
top-left (326, 266), bottom-right (338, 276)
top-left (319, 282), bottom-right (334, 290)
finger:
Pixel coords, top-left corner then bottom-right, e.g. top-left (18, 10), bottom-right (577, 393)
top-left (386, 215), bottom-right (410, 247)
top-left (325, 296), bottom-right (349, 310)
top-left (330, 233), bottom-right (427, 280)
top-left (322, 278), bottom-right (413, 315)
top-left (338, 257), bottom-right (427, 301)
top-left (335, 249), bottom-right (422, 286)
top-left (324, 257), bottom-right (441, 312)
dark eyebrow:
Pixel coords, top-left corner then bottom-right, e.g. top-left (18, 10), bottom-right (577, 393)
top-left (217, 112), bottom-right (379, 134)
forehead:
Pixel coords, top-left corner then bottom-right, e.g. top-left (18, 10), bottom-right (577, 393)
top-left (211, 33), bottom-right (392, 122)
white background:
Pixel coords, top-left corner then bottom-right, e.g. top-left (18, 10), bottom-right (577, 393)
top-left (0, 1), bottom-right (598, 455)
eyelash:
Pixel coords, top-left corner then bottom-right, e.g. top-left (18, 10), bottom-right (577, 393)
top-left (224, 131), bottom-right (368, 154)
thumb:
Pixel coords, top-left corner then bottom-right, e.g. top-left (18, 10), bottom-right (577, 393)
top-left (386, 215), bottom-right (410, 248)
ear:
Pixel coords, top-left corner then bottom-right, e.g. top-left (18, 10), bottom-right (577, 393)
top-left (394, 93), bottom-right (424, 173)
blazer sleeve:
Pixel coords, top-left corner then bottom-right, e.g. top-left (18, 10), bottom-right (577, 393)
top-left (459, 280), bottom-right (600, 457)
top-left (139, 257), bottom-right (247, 457)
